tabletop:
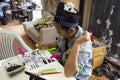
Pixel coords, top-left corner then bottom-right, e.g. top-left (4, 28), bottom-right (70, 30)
top-left (0, 50), bottom-right (76, 80)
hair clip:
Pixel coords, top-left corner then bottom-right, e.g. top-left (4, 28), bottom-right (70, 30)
top-left (64, 2), bottom-right (77, 13)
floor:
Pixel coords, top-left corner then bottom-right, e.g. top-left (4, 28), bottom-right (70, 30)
top-left (0, 20), bottom-right (36, 52)
top-left (0, 20), bottom-right (109, 80)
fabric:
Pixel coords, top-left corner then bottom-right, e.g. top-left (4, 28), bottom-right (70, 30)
top-left (54, 2), bottom-right (80, 28)
top-left (0, 2), bottom-right (10, 16)
top-left (54, 15), bottom-right (77, 28)
top-left (4, 0), bottom-right (10, 2)
top-left (56, 25), bottom-right (93, 80)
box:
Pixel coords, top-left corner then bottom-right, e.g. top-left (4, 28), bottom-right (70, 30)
top-left (91, 35), bottom-right (106, 69)
top-left (2, 56), bottom-right (25, 76)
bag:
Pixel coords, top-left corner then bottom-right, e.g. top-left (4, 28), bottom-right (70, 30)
top-left (91, 35), bottom-right (106, 69)
top-left (92, 46), bottom-right (106, 69)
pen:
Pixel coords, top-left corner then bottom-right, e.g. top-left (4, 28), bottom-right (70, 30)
top-left (41, 68), bottom-right (61, 75)
top-left (41, 72), bottom-right (61, 75)
top-left (42, 68), bottom-right (57, 71)
top-left (41, 68), bottom-right (58, 73)
top-left (24, 71), bottom-right (46, 80)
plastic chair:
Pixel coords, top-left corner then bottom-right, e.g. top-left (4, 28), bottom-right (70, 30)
top-left (0, 29), bottom-right (32, 60)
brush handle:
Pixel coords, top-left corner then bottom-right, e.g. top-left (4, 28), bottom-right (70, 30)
top-left (25, 71), bottom-right (46, 80)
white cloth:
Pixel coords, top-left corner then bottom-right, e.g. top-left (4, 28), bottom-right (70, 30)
top-left (0, 2), bottom-right (10, 16)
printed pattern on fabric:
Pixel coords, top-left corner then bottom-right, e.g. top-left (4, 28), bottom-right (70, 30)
top-left (56, 25), bottom-right (93, 80)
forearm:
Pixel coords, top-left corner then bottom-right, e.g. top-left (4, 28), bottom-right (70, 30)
top-left (64, 43), bottom-right (80, 77)
top-left (64, 31), bottom-right (91, 77)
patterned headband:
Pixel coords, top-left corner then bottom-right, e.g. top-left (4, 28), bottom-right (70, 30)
top-left (54, 15), bottom-right (77, 28)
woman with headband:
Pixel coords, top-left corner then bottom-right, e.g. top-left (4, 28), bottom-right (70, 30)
top-left (38, 2), bottom-right (92, 80)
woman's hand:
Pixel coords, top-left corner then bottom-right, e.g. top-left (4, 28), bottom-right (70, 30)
top-left (75, 31), bottom-right (91, 45)
top-left (38, 41), bottom-right (58, 50)
top-left (38, 41), bottom-right (49, 50)
top-left (64, 31), bottom-right (92, 77)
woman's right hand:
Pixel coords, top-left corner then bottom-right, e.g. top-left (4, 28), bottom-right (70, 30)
top-left (38, 41), bottom-right (49, 50)
top-left (75, 31), bottom-right (91, 45)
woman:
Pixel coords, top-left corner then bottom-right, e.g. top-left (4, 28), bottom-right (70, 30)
top-left (38, 2), bottom-right (92, 80)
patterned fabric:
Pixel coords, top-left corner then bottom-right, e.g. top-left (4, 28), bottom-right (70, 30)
top-left (56, 25), bottom-right (93, 80)
top-left (54, 15), bottom-right (77, 28)
top-left (0, 2), bottom-right (10, 16)
top-left (54, 2), bottom-right (79, 28)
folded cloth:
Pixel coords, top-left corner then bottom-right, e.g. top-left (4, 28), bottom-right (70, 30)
top-left (0, 2), bottom-right (10, 16)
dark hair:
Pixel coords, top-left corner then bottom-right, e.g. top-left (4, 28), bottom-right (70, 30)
top-left (54, 2), bottom-right (80, 33)
top-left (61, 25), bottom-right (78, 34)
top-left (55, 2), bottom-right (80, 24)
